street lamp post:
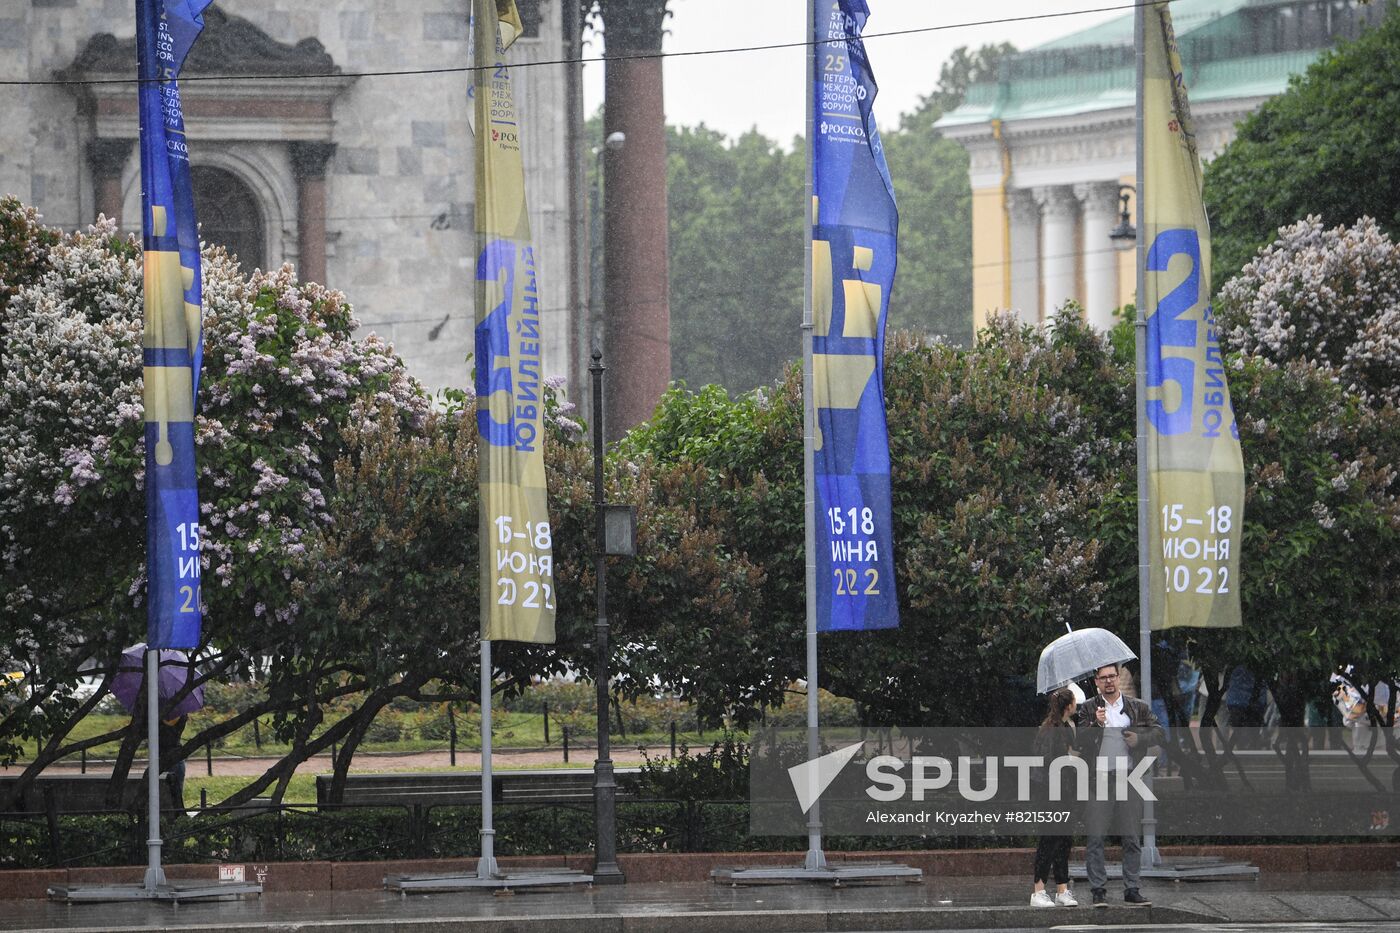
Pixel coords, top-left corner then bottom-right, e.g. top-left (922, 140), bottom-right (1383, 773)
top-left (590, 345), bottom-right (626, 885)
top-left (1109, 184), bottom-right (1137, 251)
top-left (591, 132), bottom-right (626, 352)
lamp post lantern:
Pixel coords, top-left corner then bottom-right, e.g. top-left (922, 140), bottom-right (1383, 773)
top-left (1109, 184), bottom-right (1138, 251)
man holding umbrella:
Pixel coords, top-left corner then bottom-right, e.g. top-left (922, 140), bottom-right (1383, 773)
top-left (1078, 663), bottom-right (1163, 908)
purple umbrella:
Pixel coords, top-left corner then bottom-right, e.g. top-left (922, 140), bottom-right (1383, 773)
top-left (109, 645), bottom-right (204, 717)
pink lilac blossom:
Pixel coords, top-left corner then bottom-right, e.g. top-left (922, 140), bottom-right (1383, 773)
top-left (4, 204), bottom-right (428, 655)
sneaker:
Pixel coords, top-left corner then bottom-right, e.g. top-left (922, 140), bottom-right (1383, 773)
top-left (1124, 889), bottom-right (1152, 906)
top-left (1092, 888), bottom-right (1108, 909)
top-left (1055, 889), bottom-right (1079, 907)
top-left (1030, 890), bottom-right (1056, 908)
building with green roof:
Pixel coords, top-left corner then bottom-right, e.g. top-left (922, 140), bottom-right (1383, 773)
top-left (936, 0), bottom-right (1392, 334)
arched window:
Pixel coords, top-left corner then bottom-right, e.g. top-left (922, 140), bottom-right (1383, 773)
top-left (192, 166), bottom-right (265, 270)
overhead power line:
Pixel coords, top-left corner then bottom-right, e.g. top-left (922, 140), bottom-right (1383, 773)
top-left (0, 1), bottom-right (1164, 88)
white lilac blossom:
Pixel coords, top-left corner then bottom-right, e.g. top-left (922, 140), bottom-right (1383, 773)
top-left (2, 199), bottom-right (427, 661)
top-left (1217, 216), bottom-right (1400, 409)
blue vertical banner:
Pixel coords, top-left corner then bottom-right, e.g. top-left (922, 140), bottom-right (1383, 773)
top-left (810, 0), bottom-right (899, 631)
top-left (137, 0), bottom-right (211, 648)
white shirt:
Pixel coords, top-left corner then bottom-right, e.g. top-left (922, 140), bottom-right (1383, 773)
top-left (1103, 695), bottom-right (1130, 727)
top-left (1098, 695), bottom-right (1130, 771)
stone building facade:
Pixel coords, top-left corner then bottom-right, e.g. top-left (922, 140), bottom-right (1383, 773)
top-left (937, 0), bottom-right (1392, 334)
top-left (0, 0), bottom-right (586, 396)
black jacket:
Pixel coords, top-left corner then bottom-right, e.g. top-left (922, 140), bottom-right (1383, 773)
top-left (1075, 694), bottom-right (1164, 764)
top-left (1030, 720), bottom-right (1079, 785)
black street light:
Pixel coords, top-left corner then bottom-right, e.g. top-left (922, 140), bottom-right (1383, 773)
top-left (590, 131), bottom-right (626, 351)
top-left (590, 345), bottom-right (633, 886)
top-left (1109, 184), bottom-right (1138, 251)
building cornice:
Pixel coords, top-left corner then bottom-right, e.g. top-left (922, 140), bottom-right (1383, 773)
top-left (953, 96), bottom-right (1269, 188)
top-left (61, 6), bottom-right (339, 78)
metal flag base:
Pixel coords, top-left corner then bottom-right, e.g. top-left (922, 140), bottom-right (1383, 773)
top-left (386, 869), bottom-right (593, 893)
top-left (48, 880), bottom-right (263, 904)
top-left (711, 862), bottom-right (923, 887)
top-left (1070, 856), bottom-right (1259, 882)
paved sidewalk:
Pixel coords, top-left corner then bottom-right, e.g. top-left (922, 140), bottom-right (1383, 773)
top-left (4, 871), bottom-right (1398, 932)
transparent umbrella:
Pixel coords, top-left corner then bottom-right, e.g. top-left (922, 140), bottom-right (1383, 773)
top-left (1037, 628), bottom-right (1136, 694)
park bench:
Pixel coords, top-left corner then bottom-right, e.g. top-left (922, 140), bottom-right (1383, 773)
top-left (314, 767), bottom-right (641, 809)
top-left (0, 774), bottom-right (154, 814)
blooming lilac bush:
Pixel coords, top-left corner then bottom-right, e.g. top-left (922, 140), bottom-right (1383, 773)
top-left (1, 196), bottom-right (426, 771)
top-left (1216, 216), bottom-right (1400, 409)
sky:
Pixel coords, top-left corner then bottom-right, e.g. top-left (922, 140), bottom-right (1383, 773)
top-left (580, 0), bottom-right (1133, 144)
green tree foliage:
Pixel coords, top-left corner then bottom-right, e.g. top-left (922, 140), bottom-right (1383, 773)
top-left (1203, 8), bottom-right (1400, 290)
top-left (881, 110), bottom-right (972, 345)
top-left (625, 300), bottom-right (1399, 726)
top-left (0, 197), bottom-right (767, 801)
top-left (922, 42), bottom-right (1018, 115)
top-left (663, 43), bottom-right (1016, 393)
top-left (881, 42), bottom-right (1015, 347)
top-left (627, 311), bottom-right (1138, 727)
top-left (0, 199), bottom-right (426, 804)
top-left (7, 194), bottom-right (1395, 792)
top-left (1202, 215), bottom-right (1400, 718)
top-left (1209, 357), bottom-right (1400, 709)
top-left (666, 126), bottom-right (803, 392)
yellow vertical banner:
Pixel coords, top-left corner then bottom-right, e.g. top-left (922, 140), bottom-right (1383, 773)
top-left (1141, 2), bottom-right (1244, 629)
top-left (472, 0), bottom-right (556, 643)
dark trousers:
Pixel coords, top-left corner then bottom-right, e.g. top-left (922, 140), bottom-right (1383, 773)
top-left (1084, 788), bottom-right (1144, 892)
top-left (165, 760), bottom-right (186, 811)
top-left (1033, 833), bottom-right (1071, 886)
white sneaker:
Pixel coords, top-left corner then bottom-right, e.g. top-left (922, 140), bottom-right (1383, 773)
top-left (1030, 890), bottom-right (1056, 908)
top-left (1055, 890), bottom-right (1079, 907)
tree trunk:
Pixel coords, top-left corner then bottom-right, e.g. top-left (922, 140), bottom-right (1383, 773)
top-left (214, 707), bottom-right (359, 811)
top-left (599, 0), bottom-right (671, 438)
top-left (327, 681), bottom-right (423, 805)
top-left (328, 706), bottom-right (376, 805)
top-left (105, 694), bottom-right (146, 809)
top-left (0, 678), bottom-right (111, 813)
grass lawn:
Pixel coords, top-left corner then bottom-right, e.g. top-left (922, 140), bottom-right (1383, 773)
top-left (21, 707), bottom-right (724, 763)
top-left (184, 773), bottom-right (318, 806)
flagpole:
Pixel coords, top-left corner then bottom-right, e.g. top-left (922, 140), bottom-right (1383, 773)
top-left (478, 639), bottom-right (497, 879)
top-left (1133, 0), bottom-right (1160, 869)
top-left (144, 648), bottom-right (165, 890)
top-left (801, 0), bottom-right (825, 873)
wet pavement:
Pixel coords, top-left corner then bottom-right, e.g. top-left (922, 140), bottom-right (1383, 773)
top-left (4, 870), bottom-right (1399, 932)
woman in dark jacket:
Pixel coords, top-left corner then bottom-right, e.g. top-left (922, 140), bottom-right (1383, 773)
top-left (1030, 687), bottom-right (1080, 907)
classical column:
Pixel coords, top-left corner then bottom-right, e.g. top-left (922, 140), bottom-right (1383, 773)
top-left (1007, 189), bottom-right (1041, 326)
top-left (290, 141), bottom-right (336, 286)
top-left (1075, 181), bottom-right (1122, 331)
top-left (598, 0), bottom-right (671, 440)
top-left (87, 138), bottom-right (134, 227)
top-left (1034, 185), bottom-right (1078, 322)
